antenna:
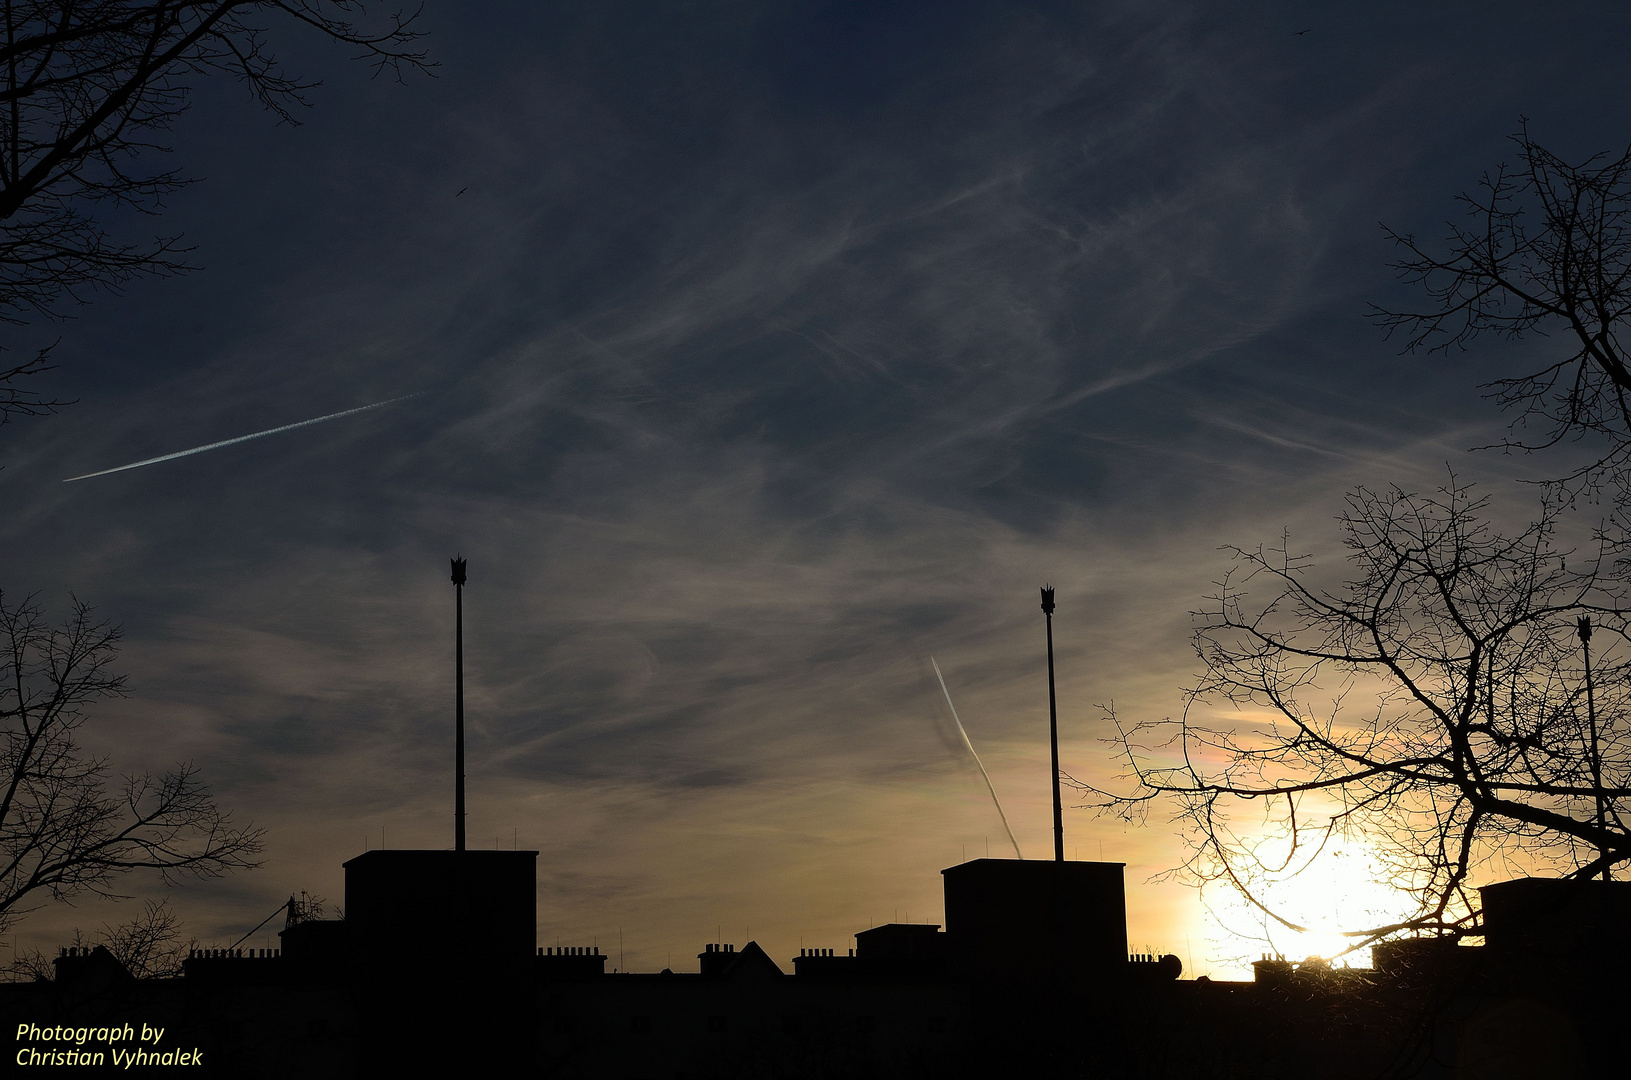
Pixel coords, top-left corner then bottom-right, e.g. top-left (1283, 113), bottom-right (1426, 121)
top-left (1041, 585), bottom-right (1063, 862)
top-left (452, 556), bottom-right (467, 852)
top-left (1579, 615), bottom-right (1608, 879)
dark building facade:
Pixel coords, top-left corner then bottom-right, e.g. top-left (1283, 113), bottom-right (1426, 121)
top-left (942, 857), bottom-right (1126, 982)
top-left (2, 856), bottom-right (1624, 1078)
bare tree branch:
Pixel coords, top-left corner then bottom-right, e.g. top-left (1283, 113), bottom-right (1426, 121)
top-left (1374, 123), bottom-right (1631, 496)
top-left (0, 337), bottom-right (67, 424)
top-left (0, 1), bottom-right (432, 325)
top-left (0, 590), bottom-right (263, 939)
top-left (1, 895), bottom-right (195, 980)
top-left (1078, 480), bottom-right (1631, 955)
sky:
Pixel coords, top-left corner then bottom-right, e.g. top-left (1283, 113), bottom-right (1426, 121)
top-left (4, 0), bottom-right (1631, 980)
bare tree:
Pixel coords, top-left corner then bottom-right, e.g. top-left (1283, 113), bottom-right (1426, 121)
top-left (0, 1), bottom-right (430, 326)
top-left (3, 896), bottom-right (193, 980)
top-left (0, 342), bottom-right (65, 423)
top-left (1077, 481), bottom-right (1629, 953)
top-left (0, 591), bottom-right (263, 941)
top-left (1374, 125), bottom-right (1631, 494)
top-left (89, 896), bottom-right (190, 976)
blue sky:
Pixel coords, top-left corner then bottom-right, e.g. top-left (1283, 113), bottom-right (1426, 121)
top-left (3, 0), bottom-right (1630, 977)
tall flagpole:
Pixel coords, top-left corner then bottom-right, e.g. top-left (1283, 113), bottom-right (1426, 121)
top-left (453, 556), bottom-right (467, 852)
top-left (1042, 585), bottom-right (1063, 862)
top-left (1579, 616), bottom-right (1607, 879)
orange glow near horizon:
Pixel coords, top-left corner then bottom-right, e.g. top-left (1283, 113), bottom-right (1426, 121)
top-left (1187, 840), bottom-right (1423, 976)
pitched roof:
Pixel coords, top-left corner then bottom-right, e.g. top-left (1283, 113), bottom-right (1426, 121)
top-left (717, 940), bottom-right (784, 982)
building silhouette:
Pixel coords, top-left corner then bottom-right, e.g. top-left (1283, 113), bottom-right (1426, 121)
top-left (5, 846), bottom-right (1625, 1077)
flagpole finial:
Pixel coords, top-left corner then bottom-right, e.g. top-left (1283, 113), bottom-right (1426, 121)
top-left (1040, 585), bottom-right (1055, 615)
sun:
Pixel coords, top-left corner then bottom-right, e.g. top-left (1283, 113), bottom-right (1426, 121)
top-left (1202, 841), bottom-right (1419, 968)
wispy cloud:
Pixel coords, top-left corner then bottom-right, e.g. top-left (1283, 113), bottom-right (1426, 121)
top-left (2, 0), bottom-right (1623, 979)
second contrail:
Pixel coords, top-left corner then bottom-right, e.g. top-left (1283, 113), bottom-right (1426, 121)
top-left (63, 393), bottom-right (422, 483)
top-left (931, 656), bottom-right (1022, 860)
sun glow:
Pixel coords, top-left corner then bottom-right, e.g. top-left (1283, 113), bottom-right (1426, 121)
top-left (1201, 841), bottom-right (1419, 970)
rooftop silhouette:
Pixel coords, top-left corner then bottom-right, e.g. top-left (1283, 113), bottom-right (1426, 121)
top-left (9, 843), bottom-right (1626, 1078)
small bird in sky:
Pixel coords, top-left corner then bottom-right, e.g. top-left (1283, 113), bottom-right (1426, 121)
top-left (456, 187), bottom-right (468, 197)
top-left (1294, 28), bottom-right (1312, 36)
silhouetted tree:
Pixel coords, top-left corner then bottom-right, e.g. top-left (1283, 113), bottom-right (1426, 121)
top-left (3, 895), bottom-right (193, 979)
top-left (1375, 126), bottom-right (1631, 495)
top-left (0, 2), bottom-right (431, 436)
top-left (88, 896), bottom-right (190, 976)
top-left (0, 591), bottom-right (263, 941)
top-left (0, 344), bottom-right (64, 423)
top-left (0, 1), bottom-right (429, 325)
top-left (1078, 481), bottom-right (1628, 952)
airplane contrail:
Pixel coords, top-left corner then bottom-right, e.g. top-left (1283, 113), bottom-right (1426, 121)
top-left (931, 656), bottom-right (1022, 860)
top-left (62, 393), bottom-right (423, 483)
